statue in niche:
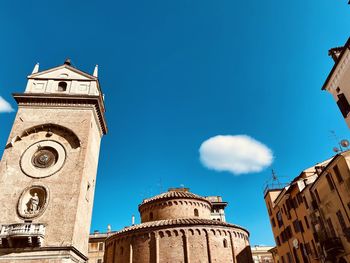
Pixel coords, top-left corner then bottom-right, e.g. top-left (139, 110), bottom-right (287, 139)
top-left (25, 193), bottom-right (40, 214)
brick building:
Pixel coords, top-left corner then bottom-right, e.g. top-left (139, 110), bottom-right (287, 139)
top-left (104, 188), bottom-right (253, 263)
top-left (264, 151), bottom-right (350, 263)
top-left (88, 192), bottom-right (234, 262)
top-left (251, 245), bottom-right (275, 263)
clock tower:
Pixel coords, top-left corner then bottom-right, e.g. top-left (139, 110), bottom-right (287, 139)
top-left (0, 60), bottom-right (107, 262)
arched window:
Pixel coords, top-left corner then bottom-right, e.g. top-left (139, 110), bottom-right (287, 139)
top-left (149, 212), bottom-right (153, 220)
top-left (58, 81), bottom-right (67, 91)
top-left (223, 239), bottom-right (228, 248)
top-left (194, 208), bottom-right (199, 217)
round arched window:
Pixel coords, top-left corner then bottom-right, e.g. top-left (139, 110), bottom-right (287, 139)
top-left (194, 208), bottom-right (199, 217)
top-left (58, 82), bottom-right (67, 91)
top-left (223, 239), bottom-right (228, 248)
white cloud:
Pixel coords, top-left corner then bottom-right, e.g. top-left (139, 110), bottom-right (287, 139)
top-left (0, 96), bottom-right (14, 113)
top-left (199, 135), bottom-right (273, 175)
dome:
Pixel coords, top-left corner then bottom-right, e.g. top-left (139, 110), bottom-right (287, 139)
top-left (138, 188), bottom-right (212, 223)
top-left (140, 188), bottom-right (211, 206)
top-left (104, 187), bottom-right (253, 263)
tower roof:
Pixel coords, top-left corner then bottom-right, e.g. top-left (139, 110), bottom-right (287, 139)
top-left (28, 60), bottom-right (97, 81)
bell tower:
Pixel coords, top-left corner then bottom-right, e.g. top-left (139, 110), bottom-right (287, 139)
top-left (0, 60), bottom-right (107, 262)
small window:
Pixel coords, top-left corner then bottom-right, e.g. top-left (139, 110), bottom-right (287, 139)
top-left (326, 174), bottom-right (335, 191)
top-left (304, 216), bottom-right (310, 229)
top-left (89, 242), bottom-right (98, 251)
top-left (97, 259), bottom-right (102, 263)
top-left (276, 236), bottom-right (281, 246)
top-left (194, 208), bottom-right (199, 217)
top-left (334, 165), bottom-right (344, 183)
top-left (336, 210), bottom-right (347, 230)
top-left (327, 218), bottom-right (336, 237)
top-left (268, 203), bottom-right (272, 216)
top-left (223, 238), bottom-right (228, 248)
top-left (303, 196), bottom-right (309, 209)
top-left (149, 212), bottom-right (153, 220)
top-left (337, 93), bottom-right (350, 118)
top-left (271, 217), bottom-right (276, 228)
top-left (86, 182), bottom-right (91, 202)
top-left (98, 242), bottom-right (103, 251)
top-left (293, 220), bottom-right (301, 233)
top-left (58, 81), bottom-right (67, 92)
top-left (314, 189), bottom-right (321, 203)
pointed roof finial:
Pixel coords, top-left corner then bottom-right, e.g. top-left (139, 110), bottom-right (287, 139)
top-left (32, 63), bottom-right (39, 74)
top-left (64, 58), bottom-right (71, 66)
top-left (93, 65), bottom-right (98, 77)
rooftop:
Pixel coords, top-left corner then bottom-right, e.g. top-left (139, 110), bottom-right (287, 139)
top-left (139, 188), bottom-right (212, 207)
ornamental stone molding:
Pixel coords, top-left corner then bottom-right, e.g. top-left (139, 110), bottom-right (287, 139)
top-left (17, 185), bottom-right (49, 219)
top-left (328, 50), bottom-right (350, 91)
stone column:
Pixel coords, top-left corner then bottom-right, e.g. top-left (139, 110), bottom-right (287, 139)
top-left (182, 230), bottom-right (189, 263)
top-left (229, 232), bottom-right (236, 263)
top-left (129, 239), bottom-right (133, 263)
top-left (205, 230), bottom-right (212, 263)
top-left (155, 232), bottom-right (160, 263)
top-left (112, 241), bottom-right (116, 263)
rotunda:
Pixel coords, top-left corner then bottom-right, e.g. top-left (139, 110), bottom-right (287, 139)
top-left (105, 188), bottom-right (253, 263)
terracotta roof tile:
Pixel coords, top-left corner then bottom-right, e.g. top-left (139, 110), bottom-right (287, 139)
top-left (140, 190), bottom-right (211, 207)
top-left (107, 218), bottom-right (249, 239)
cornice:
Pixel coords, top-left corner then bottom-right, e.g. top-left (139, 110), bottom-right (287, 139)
top-left (105, 218), bottom-right (250, 242)
top-left (13, 93), bottom-right (107, 135)
top-left (323, 38), bottom-right (350, 91)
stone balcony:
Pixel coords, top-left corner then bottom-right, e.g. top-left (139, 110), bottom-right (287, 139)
top-left (0, 223), bottom-right (45, 248)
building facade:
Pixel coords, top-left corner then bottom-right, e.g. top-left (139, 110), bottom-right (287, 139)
top-left (251, 245), bottom-right (275, 263)
top-left (323, 37), bottom-right (350, 128)
top-left (264, 152), bottom-right (350, 263)
top-left (309, 152), bottom-right (350, 263)
top-left (0, 60), bottom-right (107, 262)
top-left (206, 196), bottom-right (228, 222)
top-left (89, 229), bottom-right (114, 263)
top-left (104, 188), bottom-right (253, 263)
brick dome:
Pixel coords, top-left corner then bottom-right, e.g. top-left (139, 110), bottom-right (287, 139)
top-left (139, 188), bottom-right (212, 223)
top-left (104, 188), bottom-right (253, 263)
top-left (140, 188), bottom-right (211, 205)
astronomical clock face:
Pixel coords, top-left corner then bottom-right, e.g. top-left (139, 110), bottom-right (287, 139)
top-left (20, 140), bottom-right (66, 178)
top-left (32, 147), bottom-right (58, 168)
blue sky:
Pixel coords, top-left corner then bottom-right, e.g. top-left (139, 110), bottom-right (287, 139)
top-left (0, 0), bottom-right (350, 245)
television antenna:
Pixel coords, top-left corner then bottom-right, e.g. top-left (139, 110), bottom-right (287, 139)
top-left (330, 130), bottom-right (349, 153)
